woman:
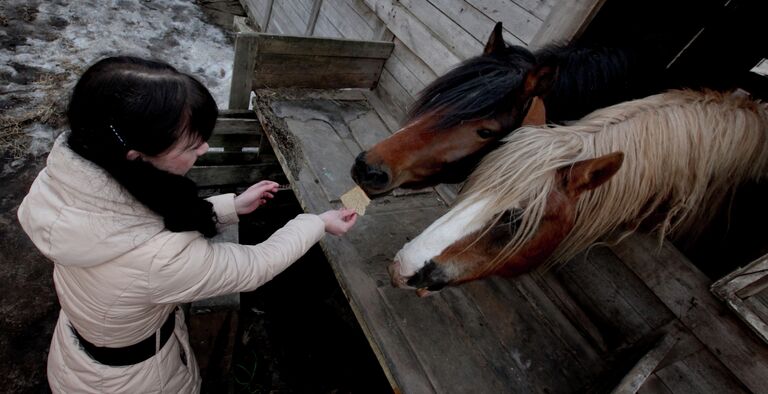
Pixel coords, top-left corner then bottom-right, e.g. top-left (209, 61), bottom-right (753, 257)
top-left (17, 56), bottom-right (357, 393)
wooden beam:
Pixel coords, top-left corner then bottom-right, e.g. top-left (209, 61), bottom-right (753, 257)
top-left (250, 32), bottom-right (393, 58)
top-left (712, 253), bottom-right (768, 344)
top-left (187, 163), bottom-right (285, 187)
top-left (529, 0), bottom-right (606, 49)
top-left (228, 33), bottom-right (258, 109)
top-left (610, 325), bottom-right (681, 394)
top-left (306, 0), bottom-right (324, 36)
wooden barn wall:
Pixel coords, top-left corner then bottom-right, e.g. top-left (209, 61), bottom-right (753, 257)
top-left (241, 0), bottom-right (557, 123)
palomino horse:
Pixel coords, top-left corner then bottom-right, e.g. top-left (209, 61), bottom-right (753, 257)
top-left (352, 22), bottom-right (662, 195)
top-left (389, 89), bottom-right (768, 296)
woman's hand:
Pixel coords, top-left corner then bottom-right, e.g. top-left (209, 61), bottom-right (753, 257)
top-left (319, 208), bottom-right (358, 236)
top-left (234, 181), bottom-right (279, 215)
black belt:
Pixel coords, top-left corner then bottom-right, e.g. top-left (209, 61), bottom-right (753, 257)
top-left (71, 311), bottom-right (176, 367)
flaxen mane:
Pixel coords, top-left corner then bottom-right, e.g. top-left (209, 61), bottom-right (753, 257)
top-left (458, 89), bottom-right (768, 271)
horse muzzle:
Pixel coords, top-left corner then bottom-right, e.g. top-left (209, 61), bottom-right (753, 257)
top-left (388, 259), bottom-right (444, 297)
top-left (351, 151), bottom-right (393, 195)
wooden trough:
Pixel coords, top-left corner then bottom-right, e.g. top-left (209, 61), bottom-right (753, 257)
top-left (218, 20), bottom-right (768, 393)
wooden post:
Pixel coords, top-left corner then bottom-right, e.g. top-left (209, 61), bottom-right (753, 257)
top-left (306, 0), bottom-right (323, 36)
top-left (529, 0), bottom-right (607, 49)
top-left (228, 33), bottom-right (258, 110)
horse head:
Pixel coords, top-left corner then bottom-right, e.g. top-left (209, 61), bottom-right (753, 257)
top-left (352, 22), bottom-right (555, 195)
top-left (353, 22), bottom-right (663, 196)
top-left (390, 151), bottom-right (622, 296)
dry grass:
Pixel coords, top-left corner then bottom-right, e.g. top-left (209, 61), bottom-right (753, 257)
top-left (0, 72), bottom-right (67, 160)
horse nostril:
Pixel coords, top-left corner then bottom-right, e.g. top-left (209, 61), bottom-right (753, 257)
top-left (407, 260), bottom-right (449, 291)
top-left (351, 152), bottom-right (390, 189)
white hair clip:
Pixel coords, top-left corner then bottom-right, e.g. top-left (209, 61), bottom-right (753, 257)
top-left (109, 124), bottom-right (127, 147)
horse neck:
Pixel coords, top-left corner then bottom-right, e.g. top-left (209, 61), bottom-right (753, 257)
top-left (549, 90), bottom-right (768, 266)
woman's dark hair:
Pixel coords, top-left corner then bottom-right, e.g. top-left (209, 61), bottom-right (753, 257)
top-left (67, 56), bottom-right (219, 237)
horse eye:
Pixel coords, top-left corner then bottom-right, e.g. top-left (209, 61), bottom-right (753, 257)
top-left (476, 128), bottom-right (495, 139)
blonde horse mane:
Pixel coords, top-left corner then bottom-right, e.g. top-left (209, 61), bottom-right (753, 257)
top-left (457, 89), bottom-right (768, 272)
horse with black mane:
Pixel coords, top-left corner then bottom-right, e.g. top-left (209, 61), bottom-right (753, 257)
top-left (352, 22), bottom-right (664, 195)
top-left (388, 89), bottom-right (768, 296)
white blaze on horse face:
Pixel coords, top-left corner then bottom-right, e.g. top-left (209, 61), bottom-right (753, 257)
top-left (394, 197), bottom-right (494, 278)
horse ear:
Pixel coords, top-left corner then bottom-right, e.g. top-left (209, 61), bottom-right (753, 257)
top-left (483, 22), bottom-right (505, 55)
top-left (560, 152), bottom-right (624, 197)
top-left (521, 96), bottom-right (546, 125)
top-left (523, 64), bottom-right (557, 97)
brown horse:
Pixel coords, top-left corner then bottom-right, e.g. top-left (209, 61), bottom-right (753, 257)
top-left (352, 22), bottom-right (663, 195)
top-left (389, 89), bottom-right (768, 296)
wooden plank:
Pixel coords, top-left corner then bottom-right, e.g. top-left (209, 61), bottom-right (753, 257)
top-left (529, 0), bottom-right (607, 49)
top-left (311, 10), bottom-right (343, 39)
top-left (397, 0), bottom-right (483, 60)
top-left (252, 72), bottom-right (381, 90)
top-left (255, 52), bottom-right (386, 73)
top-left (212, 118), bottom-right (260, 136)
top-left (187, 163), bottom-right (285, 187)
top-left (378, 287), bottom-right (513, 393)
top-left (610, 234), bottom-right (768, 393)
top-left (218, 109), bottom-right (256, 119)
top-left (207, 133), bottom-right (260, 150)
top-left (345, 0), bottom-right (389, 39)
top-left (375, 67), bottom-right (413, 118)
top-left (654, 348), bottom-right (749, 394)
top-left (610, 326), bottom-right (680, 394)
top-left (511, 0), bottom-right (555, 21)
top-left (196, 151), bottom-right (260, 166)
top-left (363, 89), bottom-right (403, 132)
top-left (557, 247), bottom-right (676, 347)
top-left (229, 33), bottom-right (258, 109)
top-left (252, 51), bottom-right (387, 90)
top-left (389, 39), bottom-right (438, 90)
top-left (319, 0), bottom-right (375, 39)
top-left (426, 0), bottom-right (526, 47)
top-left (466, 0), bottom-right (542, 44)
top-left (270, 0), bottom-right (304, 35)
top-left (250, 32), bottom-right (394, 58)
top-left (305, 0), bottom-right (323, 35)
top-left (268, 99), bottom-right (371, 200)
top-left (463, 276), bottom-right (606, 391)
top-left (636, 374), bottom-right (673, 394)
top-left (363, 0), bottom-right (462, 75)
top-left (346, 109), bottom-right (392, 150)
top-left (712, 254), bottom-right (768, 343)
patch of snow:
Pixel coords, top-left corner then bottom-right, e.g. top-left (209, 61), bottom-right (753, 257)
top-left (1, 0), bottom-right (235, 159)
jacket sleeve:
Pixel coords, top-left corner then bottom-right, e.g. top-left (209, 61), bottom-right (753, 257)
top-left (206, 193), bottom-right (238, 230)
top-left (147, 213), bottom-right (325, 303)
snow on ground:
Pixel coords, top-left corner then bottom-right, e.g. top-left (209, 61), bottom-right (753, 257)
top-left (1, 0), bottom-right (234, 175)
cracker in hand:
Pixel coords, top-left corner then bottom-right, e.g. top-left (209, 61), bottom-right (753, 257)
top-left (340, 185), bottom-right (371, 216)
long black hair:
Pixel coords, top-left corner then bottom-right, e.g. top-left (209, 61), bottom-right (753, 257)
top-left (67, 56), bottom-right (219, 237)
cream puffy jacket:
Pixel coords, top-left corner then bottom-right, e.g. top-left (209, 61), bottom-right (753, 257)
top-left (17, 135), bottom-right (325, 393)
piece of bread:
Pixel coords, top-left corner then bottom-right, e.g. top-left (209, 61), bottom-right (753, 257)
top-left (340, 185), bottom-right (371, 216)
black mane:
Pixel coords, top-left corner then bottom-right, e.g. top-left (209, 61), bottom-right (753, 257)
top-left (406, 42), bottom-right (664, 128)
top-left (406, 45), bottom-right (536, 130)
top-left (536, 45), bottom-right (663, 122)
